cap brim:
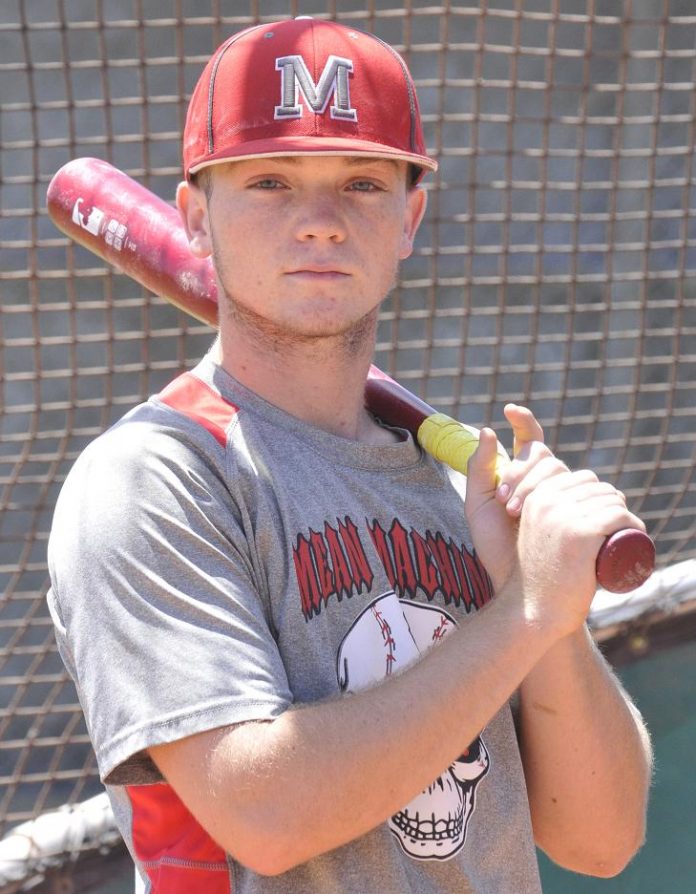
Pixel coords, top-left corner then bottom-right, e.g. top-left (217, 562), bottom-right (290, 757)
top-left (187, 135), bottom-right (438, 179)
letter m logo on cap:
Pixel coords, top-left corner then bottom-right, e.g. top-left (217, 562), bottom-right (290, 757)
top-left (274, 54), bottom-right (357, 121)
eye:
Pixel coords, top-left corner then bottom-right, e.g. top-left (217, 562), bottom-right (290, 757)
top-left (250, 178), bottom-right (286, 190)
top-left (348, 179), bottom-right (382, 192)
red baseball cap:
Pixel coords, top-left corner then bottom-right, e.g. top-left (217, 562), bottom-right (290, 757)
top-left (183, 17), bottom-right (437, 182)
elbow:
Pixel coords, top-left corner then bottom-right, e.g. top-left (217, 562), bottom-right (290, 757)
top-left (591, 822), bottom-right (647, 878)
top-left (233, 849), bottom-right (296, 878)
top-left (586, 787), bottom-right (650, 877)
top-left (232, 845), bottom-right (312, 878)
top-left (534, 764), bottom-right (652, 879)
top-left (578, 840), bottom-right (643, 879)
top-left (237, 839), bottom-right (309, 878)
top-left (539, 821), bottom-right (647, 879)
top-left (220, 815), bottom-right (316, 878)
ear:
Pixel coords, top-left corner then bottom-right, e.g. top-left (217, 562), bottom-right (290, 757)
top-left (176, 180), bottom-right (212, 258)
top-left (399, 186), bottom-right (428, 260)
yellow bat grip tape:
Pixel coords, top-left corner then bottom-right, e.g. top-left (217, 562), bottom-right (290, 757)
top-left (417, 413), bottom-right (509, 482)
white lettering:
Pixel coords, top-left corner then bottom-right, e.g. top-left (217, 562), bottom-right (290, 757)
top-left (274, 54), bottom-right (357, 122)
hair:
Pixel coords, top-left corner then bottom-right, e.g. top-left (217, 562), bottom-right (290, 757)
top-left (407, 163), bottom-right (422, 187)
top-left (190, 167), bottom-right (213, 199)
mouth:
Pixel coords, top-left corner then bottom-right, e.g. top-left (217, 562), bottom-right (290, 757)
top-left (287, 273), bottom-right (350, 284)
top-left (285, 266), bottom-right (351, 280)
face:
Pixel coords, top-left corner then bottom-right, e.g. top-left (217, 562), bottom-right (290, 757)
top-left (178, 155), bottom-right (427, 349)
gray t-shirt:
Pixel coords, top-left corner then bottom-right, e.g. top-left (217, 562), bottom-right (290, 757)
top-left (47, 354), bottom-right (542, 893)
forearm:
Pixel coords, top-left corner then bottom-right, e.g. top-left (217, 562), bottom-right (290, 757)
top-left (518, 625), bottom-right (652, 877)
top-left (151, 591), bottom-right (553, 875)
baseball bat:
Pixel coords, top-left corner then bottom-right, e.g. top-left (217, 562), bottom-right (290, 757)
top-left (46, 157), bottom-right (655, 594)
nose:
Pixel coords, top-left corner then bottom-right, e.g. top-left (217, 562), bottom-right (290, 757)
top-left (293, 191), bottom-right (347, 243)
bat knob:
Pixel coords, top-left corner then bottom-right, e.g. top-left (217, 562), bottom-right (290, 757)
top-left (595, 529), bottom-right (656, 594)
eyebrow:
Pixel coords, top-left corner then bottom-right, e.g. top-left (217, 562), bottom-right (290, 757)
top-left (341, 157), bottom-right (402, 174)
top-left (345, 156), bottom-right (399, 167)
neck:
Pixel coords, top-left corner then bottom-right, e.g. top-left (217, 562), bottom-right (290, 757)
top-left (213, 313), bottom-right (395, 445)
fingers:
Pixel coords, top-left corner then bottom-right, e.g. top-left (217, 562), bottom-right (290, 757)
top-left (496, 441), bottom-right (566, 516)
top-left (466, 426), bottom-right (503, 497)
top-left (498, 403), bottom-right (551, 513)
top-left (555, 476), bottom-right (646, 536)
top-left (507, 463), bottom-right (645, 536)
top-left (503, 403), bottom-right (544, 457)
top-left (495, 405), bottom-right (640, 531)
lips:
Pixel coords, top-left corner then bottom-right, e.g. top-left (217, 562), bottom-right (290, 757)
top-left (285, 266), bottom-right (351, 280)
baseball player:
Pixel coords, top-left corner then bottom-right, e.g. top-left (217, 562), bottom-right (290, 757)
top-left (47, 17), bottom-right (652, 893)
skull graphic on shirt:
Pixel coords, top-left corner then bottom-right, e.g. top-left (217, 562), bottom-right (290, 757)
top-left (336, 592), bottom-right (489, 861)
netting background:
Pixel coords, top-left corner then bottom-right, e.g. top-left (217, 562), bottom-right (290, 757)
top-left (1, 0), bottom-right (695, 873)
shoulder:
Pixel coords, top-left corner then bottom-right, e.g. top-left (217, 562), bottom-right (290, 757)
top-left (62, 399), bottom-right (216, 502)
top-left (47, 384), bottom-right (247, 613)
top-left (49, 372), bottom-right (243, 553)
top-left (70, 367), bottom-right (241, 486)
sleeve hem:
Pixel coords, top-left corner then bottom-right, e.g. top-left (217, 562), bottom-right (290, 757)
top-left (100, 698), bottom-right (289, 785)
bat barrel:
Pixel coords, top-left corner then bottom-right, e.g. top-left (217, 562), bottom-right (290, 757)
top-left (46, 158), bottom-right (219, 326)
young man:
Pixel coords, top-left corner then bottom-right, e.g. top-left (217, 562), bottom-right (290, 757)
top-left (47, 17), bottom-right (652, 893)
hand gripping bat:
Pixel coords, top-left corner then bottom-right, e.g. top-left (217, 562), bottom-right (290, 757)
top-left (46, 157), bottom-right (656, 594)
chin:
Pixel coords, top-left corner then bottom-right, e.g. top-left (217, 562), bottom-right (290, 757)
top-left (222, 289), bottom-right (380, 346)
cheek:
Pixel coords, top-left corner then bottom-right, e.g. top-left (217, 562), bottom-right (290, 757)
top-left (213, 197), bottom-right (275, 244)
top-left (210, 217), bottom-right (272, 279)
top-left (374, 223), bottom-right (411, 273)
top-left (372, 200), bottom-right (414, 261)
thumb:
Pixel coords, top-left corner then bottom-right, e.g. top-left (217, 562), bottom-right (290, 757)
top-left (465, 427), bottom-right (502, 508)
